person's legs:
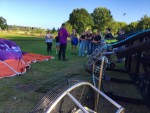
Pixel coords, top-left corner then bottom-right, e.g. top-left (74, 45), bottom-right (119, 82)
top-left (74, 45), bottom-right (77, 55)
top-left (78, 41), bottom-right (83, 56)
top-left (72, 45), bottom-right (76, 55)
top-left (56, 46), bottom-right (57, 54)
top-left (92, 44), bottom-right (96, 53)
top-left (85, 40), bottom-right (87, 53)
top-left (58, 44), bottom-right (63, 60)
top-left (62, 44), bottom-right (67, 60)
top-left (71, 41), bottom-right (73, 50)
top-left (87, 41), bottom-right (91, 55)
top-left (71, 41), bottom-right (74, 54)
top-left (46, 42), bottom-right (50, 53)
top-left (91, 43), bottom-right (93, 54)
top-left (56, 43), bottom-right (60, 54)
top-left (116, 46), bottom-right (124, 63)
top-left (81, 41), bottom-right (85, 56)
top-left (49, 42), bottom-right (52, 52)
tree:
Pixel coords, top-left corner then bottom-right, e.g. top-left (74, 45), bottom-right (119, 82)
top-left (0, 16), bottom-right (8, 30)
top-left (69, 8), bottom-right (94, 34)
top-left (126, 22), bottom-right (138, 33)
top-left (51, 27), bottom-right (56, 33)
top-left (65, 21), bottom-right (72, 34)
top-left (91, 7), bottom-right (113, 31)
top-left (107, 21), bottom-right (120, 36)
top-left (137, 15), bottom-right (150, 30)
top-left (118, 22), bottom-right (127, 29)
top-left (117, 22), bottom-right (128, 34)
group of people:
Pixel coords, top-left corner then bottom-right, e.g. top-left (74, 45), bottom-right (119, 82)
top-left (45, 23), bottom-right (126, 62)
top-left (45, 23), bottom-right (69, 61)
top-left (78, 30), bottom-right (102, 57)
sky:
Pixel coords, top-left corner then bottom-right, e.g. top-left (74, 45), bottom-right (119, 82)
top-left (0, 0), bottom-right (150, 29)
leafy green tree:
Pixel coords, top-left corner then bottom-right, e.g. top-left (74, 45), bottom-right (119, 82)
top-left (69, 8), bottom-right (94, 33)
top-left (118, 22), bottom-right (127, 29)
top-left (107, 21), bottom-right (120, 36)
top-left (65, 21), bottom-right (72, 34)
top-left (137, 15), bottom-right (150, 30)
top-left (126, 22), bottom-right (138, 33)
top-left (0, 16), bottom-right (8, 30)
top-left (51, 27), bottom-right (56, 33)
top-left (91, 7), bottom-right (113, 31)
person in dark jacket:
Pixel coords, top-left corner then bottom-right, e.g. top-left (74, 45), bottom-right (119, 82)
top-left (92, 31), bottom-right (101, 52)
top-left (115, 29), bottom-right (127, 63)
top-left (105, 28), bottom-right (114, 39)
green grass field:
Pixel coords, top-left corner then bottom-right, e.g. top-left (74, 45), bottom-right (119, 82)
top-left (0, 32), bottom-right (149, 113)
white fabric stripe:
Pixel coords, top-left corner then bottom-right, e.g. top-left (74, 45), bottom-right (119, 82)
top-left (0, 60), bottom-right (20, 75)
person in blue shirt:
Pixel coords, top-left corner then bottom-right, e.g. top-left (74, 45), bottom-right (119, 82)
top-left (70, 29), bottom-right (76, 52)
top-left (72, 32), bottom-right (79, 55)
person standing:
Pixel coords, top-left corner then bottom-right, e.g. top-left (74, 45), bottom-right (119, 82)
top-left (45, 30), bottom-right (53, 54)
top-left (86, 30), bottom-right (92, 56)
top-left (92, 31), bottom-right (101, 52)
top-left (55, 35), bottom-right (60, 54)
top-left (78, 31), bottom-right (86, 57)
top-left (70, 29), bottom-right (76, 54)
top-left (72, 32), bottom-right (79, 55)
top-left (115, 29), bottom-right (127, 63)
top-left (58, 23), bottom-right (70, 61)
top-left (116, 29), bottom-right (126, 41)
top-left (105, 28), bottom-right (114, 39)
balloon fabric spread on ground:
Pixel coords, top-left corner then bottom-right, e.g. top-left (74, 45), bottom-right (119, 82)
top-left (0, 38), bottom-right (54, 79)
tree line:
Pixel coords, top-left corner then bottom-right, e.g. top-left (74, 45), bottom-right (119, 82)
top-left (0, 7), bottom-right (150, 36)
top-left (67, 7), bottom-right (150, 35)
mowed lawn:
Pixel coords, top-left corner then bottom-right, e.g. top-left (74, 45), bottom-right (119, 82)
top-left (0, 32), bottom-right (90, 113)
top-left (0, 32), bottom-right (149, 113)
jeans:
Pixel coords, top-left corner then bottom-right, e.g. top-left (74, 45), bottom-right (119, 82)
top-left (58, 44), bottom-right (67, 60)
top-left (78, 41), bottom-right (86, 56)
top-left (86, 41), bottom-right (92, 55)
top-left (92, 43), bottom-right (100, 53)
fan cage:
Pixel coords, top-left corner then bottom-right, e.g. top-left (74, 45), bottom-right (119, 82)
top-left (30, 81), bottom-right (125, 113)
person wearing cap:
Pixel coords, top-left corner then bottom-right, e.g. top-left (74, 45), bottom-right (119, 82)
top-left (58, 23), bottom-right (70, 61)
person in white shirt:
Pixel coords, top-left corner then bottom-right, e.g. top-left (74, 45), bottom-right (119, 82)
top-left (45, 30), bottom-right (53, 53)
